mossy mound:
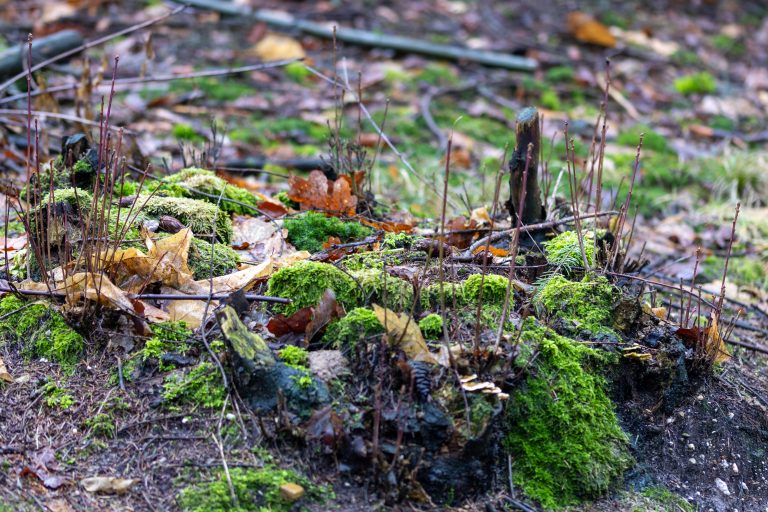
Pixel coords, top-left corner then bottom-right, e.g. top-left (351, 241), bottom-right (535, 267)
top-left (420, 281), bottom-right (466, 310)
top-left (188, 237), bottom-right (240, 280)
top-left (419, 313), bottom-right (443, 339)
top-left (177, 465), bottom-right (331, 512)
top-left (350, 268), bottom-right (414, 311)
top-left (157, 168), bottom-right (259, 215)
top-left (322, 307), bottom-right (384, 348)
top-left (463, 273), bottom-right (512, 307)
top-left (0, 295), bottom-right (83, 373)
top-left (542, 230), bottom-right (595, 272)
top-left (504, 320), bottom-right (632, 509)
top-left (534, 274), bottom-right (616, 334)
top-left (266, 261), bottom-right (361, 315)
top-left (140, 320), bottom-right (193, 371)
top-left (284, 211), bottom-right (372, 253)
top-left (163, 361), bottom-right (226, 409)
top-left (143, 196), bottom-right (233, 243)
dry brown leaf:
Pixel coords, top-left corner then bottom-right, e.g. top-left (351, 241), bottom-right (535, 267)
top-left (288, 170), bottom-right (358, 216)
top-left (567, 12), bottom-right (617, 48)
top-left (253, 33), bottom-right (306, 61)
top-left (80, 476), bottom-right (137, 494)
top-left (372, 304), bottom-right (438, 365)
top-left (705, 314), bottom-right (730, 364)
top-left (0, 356), bottom-right (12, 383)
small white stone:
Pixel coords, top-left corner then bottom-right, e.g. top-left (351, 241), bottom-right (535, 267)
top-left (689, 458), bottom-right (697, 464)
top-left (687, 443), bottom-right (695, 450)
top-left (678, 411), bottom-right (685, 417)
top-left (715, 478), bottom-right (731, 496)
top-left (740, 482), bottom-right (748, 491)
top-left (720, 460), bottom-right (730, 469)
top-left (728, 412), bottom-right (734, 419)
top-left (697, 394), bottom-right (704, 400)
top-left (667, 417), bottom-right (675, 424)
top-left (732, 463), bottom-right (739, 474)
top-left (226, 413), bottom-right (236, 421)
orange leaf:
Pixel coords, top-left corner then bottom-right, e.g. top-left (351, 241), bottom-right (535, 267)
top-left (567, 12), bottom-right (617, 48)
top-left (287, 170), bottom-right (357, 216)
top-left (472, 245), bottom-right (510, 257)
top-left (359, 218), bottom-right (413, 233)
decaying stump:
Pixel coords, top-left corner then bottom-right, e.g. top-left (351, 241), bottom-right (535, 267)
top-left (506, 107), bottom-right (546, 225)
top-left (216, 306), bottom-right (328, 414)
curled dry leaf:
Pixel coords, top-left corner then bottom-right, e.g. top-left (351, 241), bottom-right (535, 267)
top-left (566, 12), bottom-right (617, 48)
top-left (253, 33), bottom-right (306, 61)
top-left (0, 356), bottom-right (12, 382)
top-left (288, 170), bottom-right (358, 216)
top-left (372, 304), bottom-right (439, 365)
top-left (81, 476), bottom-right (137, 494)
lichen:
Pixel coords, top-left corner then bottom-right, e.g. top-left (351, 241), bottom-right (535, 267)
top-left (188, 237), bottom-right (240, 280)
top-left (350, 268), bottom-right (414, 311)
top-left (533, 274), bottom-right (616, 334)
top-left (322, 307), bottom-right (384, 349)
top-left (143, 195), bottom-right (233, 243)
top-left (266, 261), bottom-right (361, 315)
top-left (418, 313), bottom-right (443, 339)
top-left (283, 211), bottom-right (372, 253)
top-left (504, 320), bottom-right (632, 509)
top-left (177, 465), bottom-right (332, 512)
top-left (0, 295), bottom-right (84, 373)
top-left (542, 230), bottom-right (595, 272)
top-left (163, 361), bottom-right (226, 409)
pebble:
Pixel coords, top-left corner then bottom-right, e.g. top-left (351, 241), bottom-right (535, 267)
top-left (732, 463), bottom-right (739, 474)
top-left (715, 478), bottom-right (731, 496)
top-left (279, 483), bottom-right (305, 502)
top-left (741, 482), bottom-right (748, 491)
top-left (697, 394), bottom-right (704, 400)
top-left (687, 443), bottom-right (695, 450)
top-left (689, 458), bottom-right (697, 464)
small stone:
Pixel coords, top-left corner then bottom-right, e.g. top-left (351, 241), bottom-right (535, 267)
top-left (741, 482), bottom-right (748, 491)
top-left (678, 411), bottom-right (685, 417)
top-left (715, 478), bottom-right (731, 496)
top-left (689, 458), bottom-right (697, 464)
top-left (279, 482), bottom-right (305, 502)
top-left (728, 412), bottom-right (734, 419)
top-left (696, 394), bottom-right (704, 400)
top-left (308, 350), bottom-right (350, 382)
top-left (226, 413), bottom-right (236, 421)
top-left (687, 443), bottom-right (695, 450)
top-left (666, 417), bottom-right (675, 424)
top-left (732, 463), bottom-right (739, 474)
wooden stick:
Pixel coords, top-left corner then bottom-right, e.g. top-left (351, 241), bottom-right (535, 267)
top-left (506, 107), bottom-right (545, 225)
top-left (175, 1), bottom-right (537, 71)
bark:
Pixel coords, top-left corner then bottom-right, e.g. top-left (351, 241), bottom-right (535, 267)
top-left (506, 106), bottom-right (545, 224)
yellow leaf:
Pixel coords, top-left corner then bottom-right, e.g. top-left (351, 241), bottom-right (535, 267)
top-left (0, 356), bottom-right (12, 383)
top-left (372, 305), bottom-right (437, 365)
top-left (254, 34), bottom-right (306, 61)
top-left (705, 314), bottom-right (730, 364)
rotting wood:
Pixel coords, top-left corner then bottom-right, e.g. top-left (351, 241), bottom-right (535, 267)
top-left (506, 107), bottom-right (545, 225)
top-left (174, 0), bottom-right (538, 71)
top-left (0, 30), bottom-right (84, 79)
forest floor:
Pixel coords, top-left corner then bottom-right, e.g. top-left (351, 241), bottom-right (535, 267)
top-left (0, 1), bottom-right (767, 511)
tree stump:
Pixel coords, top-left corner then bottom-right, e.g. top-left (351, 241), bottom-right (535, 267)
top-left (506, 107), bottom-right (545, 225)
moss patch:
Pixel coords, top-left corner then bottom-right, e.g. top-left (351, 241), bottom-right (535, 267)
top-left (284, 211), bottom-right (372, 253)
top-left (322, 307), bottom-right (384, 349)
top-left (159, 168), bottom-right (259, 215)
top-left (143, 196), bottom-right (233, 243)
top-left (163, 361), bottom-right (226, 409)
top-left (188, 237), bottom-right (240, 280)
top-left (419, 313), bottom-right (443, 339)
top-left (350, 268), bottom-right (414, 311)
top-left (266, 261), bottom-right (361, 315)
top-left (463, 273), bottom-right (512, 307)
top-left (0, 295), bottom-right (84, 373)
top-left (141, 320), bottom-right (193, 371)
top-left (177, 465), bottom-right (331, 512)
top-left (533, 274), bottom-right (615, 334)
top-left (674, 72), bottom-right (716, 95)
top-left (542, 230), bottom-right (595, 272)
top-left (278, 345), bottom-right (309, 370)
top-left (504, 320), bottom-right (632, 509)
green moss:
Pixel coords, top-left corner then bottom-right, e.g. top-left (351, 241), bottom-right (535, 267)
top-left (504, 320), bottom-right (632, 509)
top-left (542, 230), bottom-right (596, 272)
top-left (0, 295), bottom-right (83, 373)
top-left (170, 76), bottom-right (256, 102)
top-left (540, 89), bottom-right (561, 111)
top-left (284, 211), bottom-right (373, 253)
top-left (463, 273), bottom-right (511, 307)
top-left (702, 255), bottom-right (768, 290)
top-left (163, 361), bottom-right (226, 409)
top-left (340, 249), bottom-right (405, 272)
top-left (188, 237), bottom-right (240, 280)
top-left (172, 123), bottom-right (204, 142)
top-left (266, 261), bottom-right (361, 315)
top-left (161, 168), bottom-right (259, 215)
top-left (617, 124), bottom-right (670, 153)
top-left (141, 320), bottom-right (193, 371)
top-left (640, 486), bottom-right (695, 512)
top-left (418, 313), bottom-right (443, 339)
top-left (43, 381), bottom-right (76, 409)
top-left (284, 61), bottom-right (312, 84)
top-left (177, 465), bottom-right (331, 512)
top-left (278, 345), bottom-right (309, 370)
top-left (322, 307), bottom-right (384, 349)
top-left (115, 180), bottom-right (138, 197)
top-left (84, 413), bottom-right (116, 439)
top-left (274, 191), bottom-right (298, 210)
top-left (544, 66), bottom-right (575, 82)
top-left (415, 62), bottom-right (460, 86)
top-left (420, 281), bottom-right (467, 310)
top-left (350, 268), bottom-right (414, 311)
top-left (670, 49), bottom-right (700, 66)
top-left (711, 34), bottom-right (745, 57)
top-left (674, 72), bottom-right (716, 95)
top-left (143, 196), bottom-right (233, 243)
top-left (533, 274), bottom-right (616, 334)
top-left (382, 232), bottom-right (417, 249)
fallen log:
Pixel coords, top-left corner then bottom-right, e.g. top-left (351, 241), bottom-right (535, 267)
top-left (0, 30), bottom-right (84, 80)
top-left (175, 0), bottom-right (537, 71)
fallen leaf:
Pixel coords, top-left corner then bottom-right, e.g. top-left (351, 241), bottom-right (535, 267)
top-left (0, 356), bottom-right (12, 382)
top-left (372, 305), bottom-right (438, 365)
top-left (306, 405), bottom-right (344, 446)
top-left (267, 307), bottom-right (314, 337)
top-left (253, 33), bottom-right (306, 61)
top-left (305, 289), bottom-right (343, 341)
top-left (470, 206), bottom-right (490, 225)
top-left (288, 170), bottom-right (358, 216)
top-left (567, 12), bottom-right (617, 48)
top-left (46, 498), bottom-right (74, 512)
top-left (444, 216), bottom-right (478, 249)
top-left (81, 476), bottom-right (137, 494)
